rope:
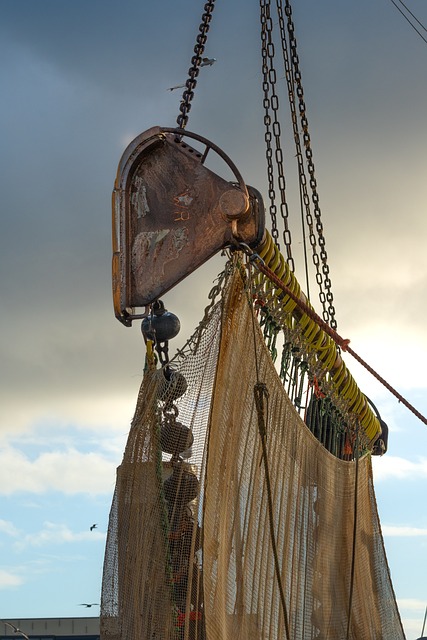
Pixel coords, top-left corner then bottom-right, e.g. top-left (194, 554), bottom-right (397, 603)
top-left (246, 234), bottom-right (379, 442)
top-left (254, 382), bottom-right (291, 640)
top-left (247, 263), bottom-right (291, 640)
top-left (346, 430), bottom-right (360, 640)
top-left (250, 251), bottom-right (427, 427)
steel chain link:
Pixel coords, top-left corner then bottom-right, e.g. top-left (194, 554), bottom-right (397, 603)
top-left (176, 0), bottom-right (337, 331)
top-left (275, 2), bottom-right (313, 298)
top-left (177, 0), bottom-right (216, 130)
top-left (260, 0), bottom-right (294, 270)
top-left (282, 0), bottom-right (338, 330)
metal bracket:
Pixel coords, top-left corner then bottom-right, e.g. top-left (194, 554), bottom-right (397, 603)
top-left (112, 126), bottom-right (265, 325)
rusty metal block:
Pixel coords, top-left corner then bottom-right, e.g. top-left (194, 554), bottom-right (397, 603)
top-left (112, 127), bottom-right (264, 325)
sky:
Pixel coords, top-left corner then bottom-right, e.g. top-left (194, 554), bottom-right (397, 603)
top-left (1, 0), bottom-right (427, 637)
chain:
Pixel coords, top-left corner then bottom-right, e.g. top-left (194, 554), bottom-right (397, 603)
top-left (177, 0), bottom-right (217, 130)
top-left (155, 340), bottom-right (171, 368)
top-left (283, 0), bottom-right (338, 331)
top-left (260, 0), bottom-right (294, 270)
top-left (275, 1), bottom-right (313, 299)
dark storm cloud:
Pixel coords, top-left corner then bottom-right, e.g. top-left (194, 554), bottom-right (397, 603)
top-left (0, 1), bottom-right (225, 429)
top-left (0, 0), bottom-right (201, 96)
top-left (1, 0), bottom-right (427, 438)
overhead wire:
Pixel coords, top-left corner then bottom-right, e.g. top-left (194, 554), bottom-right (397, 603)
top-left (396, 0), bottom-right (427, 33)
top-left (387, 0), bottom-right (427, 45)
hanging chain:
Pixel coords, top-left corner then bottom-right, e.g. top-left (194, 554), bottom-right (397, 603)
top-left (177, 0), bottom-right (217, 131)
top-left (275, 1), bottom-right (313, 300)
top-left (283, 0), bottom-right (338, 330)
top-left (260, 0), bottom-right (294, 271)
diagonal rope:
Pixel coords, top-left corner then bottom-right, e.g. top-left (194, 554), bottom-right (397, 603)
top-left (246, 250), bottom-right (427, 427)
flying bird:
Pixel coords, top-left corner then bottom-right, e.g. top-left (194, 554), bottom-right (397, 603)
top-left (1, 621), bottom-right (30, 640)
top-left (200, 57), bottom-right (217, 66)
top-left (90, 523), bottom-right (97, 531)
top-left (167, 57), bottom-right (217, 91)
top-left (167, 83), bottom-right (186, 92)
top-left (79, 604), bottom-right (99, 608)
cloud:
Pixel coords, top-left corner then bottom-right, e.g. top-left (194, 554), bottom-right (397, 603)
top-left (0, 569), bottom-right (24, 589)
top-left (0, 519), bottom-right (20, 537)
top-left (398, 598), bottom-right (427, 612)
top-left (382, 525), bottom-right (427, 537)
top-left (0, 0), bottom-right (197, 105)
top-left (400, 617), bottom-right (427, 640)
top-left (14, 522), bottom-right (105, 551)
top-left (0, 447), bottom-right (117, 496)
top-left (397, 600), bottom-right (427, 640)
top-left (0, 558), bottom-right (59, 592)
top-left (0, 390), bottom-right (138, 440)
top-left (372, 455), bottom-right (427, 481)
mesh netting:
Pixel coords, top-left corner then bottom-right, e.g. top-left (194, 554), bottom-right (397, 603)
top-left (101, 264), bottom-right (405, 640)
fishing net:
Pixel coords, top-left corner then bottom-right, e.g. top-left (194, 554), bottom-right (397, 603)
top-left (100, 260), bottom-right (405, 640)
